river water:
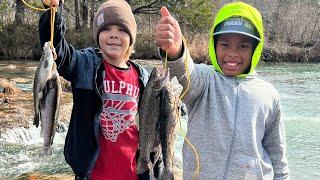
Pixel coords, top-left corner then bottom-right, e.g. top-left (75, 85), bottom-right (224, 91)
top-left (0, 61), bottom-right (319, 179)
top-left (257, 62), bottom-right (320, 179)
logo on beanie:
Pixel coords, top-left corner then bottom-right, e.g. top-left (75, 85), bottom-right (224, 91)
top-left (97, 14), bottom-right (104, 27)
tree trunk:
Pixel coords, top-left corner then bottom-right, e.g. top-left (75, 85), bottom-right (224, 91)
top-left (90, 0), bottom-right (96, 29)
top-left (15, 0), bottom-right (24, 24)
top-left (82, 0), bottom-right (89, 28)
top-left (75, 0), bottom-right (81, 29)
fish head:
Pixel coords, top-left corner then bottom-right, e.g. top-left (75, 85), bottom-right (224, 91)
top-left (40, 42), bottom-right (55, 70)
top-left (150, 67), bottom-right (170, 91)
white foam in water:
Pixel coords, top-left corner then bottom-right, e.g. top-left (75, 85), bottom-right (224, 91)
top-left (1, 126), bottom-right (42, 145)
top-left (0, 123), bottom-right (67, 145)
top-left (0, 122), bottom-right (69, 178)
top-left (16, 161), bottom-right (40, 172)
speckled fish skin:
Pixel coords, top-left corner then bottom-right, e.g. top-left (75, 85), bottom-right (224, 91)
top-left (159, 76), bottom-right (182, 180)
top-left (137, 67), bottom-right (170, 174)
top-left (33, 41), bottom-right (61, 156)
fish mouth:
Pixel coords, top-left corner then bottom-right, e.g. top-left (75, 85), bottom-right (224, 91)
top-left (153, 67), bottom-right (169, 90)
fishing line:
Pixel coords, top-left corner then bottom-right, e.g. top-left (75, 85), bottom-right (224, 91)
top-left (163, 36), bottom-right (200, 180)
top-left (50, 5), bottom-right (57, 49)
top-left (20, 0), bottom-right (57, 52)
top-left (21, 0), bottom-right (50, 12)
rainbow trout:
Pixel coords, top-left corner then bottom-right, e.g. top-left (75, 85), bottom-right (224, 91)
top-left (137, 67), bottom-right (170, 174)
top-left (159, 76), bottom-right (182, 180)
top-left (33, 41), bottom-right (61, 156)
top-left (137, 67), bottom-right (183, 180)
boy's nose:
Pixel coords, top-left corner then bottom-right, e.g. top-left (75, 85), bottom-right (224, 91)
top-left (226, 52), bottom-right (239, 59)
top-left (110, 34), bottom-right (118, 39)
top-left (110, 32), bottom-right (119, 39)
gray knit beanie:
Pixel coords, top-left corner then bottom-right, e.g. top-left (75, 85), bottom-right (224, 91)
top-left (93, 0), bottom-right (137, 47)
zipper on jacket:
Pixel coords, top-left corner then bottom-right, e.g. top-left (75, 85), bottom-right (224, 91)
top-left (86, 61), bottom-right (104, 178)
top-left (223, 80), bottom-right (240, 179)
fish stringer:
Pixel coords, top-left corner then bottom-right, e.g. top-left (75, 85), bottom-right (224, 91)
top-left (163, 36), bottom-right (200, 180)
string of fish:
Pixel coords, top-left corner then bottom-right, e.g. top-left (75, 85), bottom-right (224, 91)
top-left (163, 36), bottom-right (200, 180)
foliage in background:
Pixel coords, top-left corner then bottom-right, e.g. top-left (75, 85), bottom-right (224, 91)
top-left (0, 0), bottom-right (319, 62)
top-left (133, 32), bottom-right (158, 59)
top-left (0, 23), bottom-right (40, 60)
top-left (173, 0), bottom-right (216, 34)
top-left (65, 28), bottom-right (95, 49)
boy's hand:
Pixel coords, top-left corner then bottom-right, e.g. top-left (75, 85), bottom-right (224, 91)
top-left (43, 0), bottom-right (60, 7)
top-left (154, 7), bottom-right (182, 59)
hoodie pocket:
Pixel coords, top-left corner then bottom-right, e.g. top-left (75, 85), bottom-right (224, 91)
top-left (227, 152), bottom-right (263, 180)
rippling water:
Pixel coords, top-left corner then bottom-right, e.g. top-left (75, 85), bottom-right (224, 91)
top-left (257, 62), bottom-right (320, 179)
top-left (0, 61), bottom-right (319, 179)
top-left (0, 130), bottom-right (70, 177)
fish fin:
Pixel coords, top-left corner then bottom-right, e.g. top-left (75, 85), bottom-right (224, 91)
top-left (160, 171), bottom-right (174, 180)
top-left (137, 159), bottom-right (151, 174)
top-left (54, 74), bottom-right (61, 126)
top-left (33, 113), bottom-right (40, 127)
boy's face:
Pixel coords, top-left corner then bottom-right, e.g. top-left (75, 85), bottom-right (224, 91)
top-left (215, 33), bottom-right (254, 77)
top-left (99, 25), bottom-right (130, 65)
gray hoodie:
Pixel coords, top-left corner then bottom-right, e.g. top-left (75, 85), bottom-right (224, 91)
top-left (164, 48), bottom-right (290, 180)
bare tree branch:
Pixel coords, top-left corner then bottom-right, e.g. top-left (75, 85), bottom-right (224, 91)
top-left (132, 0), bottom-right (160, 14)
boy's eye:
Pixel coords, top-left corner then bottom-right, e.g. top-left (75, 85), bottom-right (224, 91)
top-left (240, 43), bottom-right (251, 48)
top-left (219, 42), bottom-right (228, 47)
top-left (103, 27), bottom-right (111, 31)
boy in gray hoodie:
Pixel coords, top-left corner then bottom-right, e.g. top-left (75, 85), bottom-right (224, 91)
top-left (154, 2), bottom-right (290, 180)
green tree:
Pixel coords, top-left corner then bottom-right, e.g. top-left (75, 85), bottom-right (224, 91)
top-left (172, 0), bottom-right (217, 33)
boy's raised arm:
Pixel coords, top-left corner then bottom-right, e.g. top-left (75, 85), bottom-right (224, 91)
top-left (39, 0), bottom-right (61, 48)
top-left (39, 0), bottom-right (79, 82)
